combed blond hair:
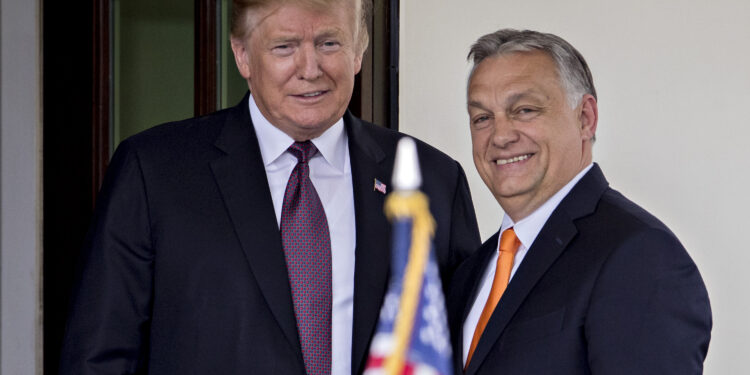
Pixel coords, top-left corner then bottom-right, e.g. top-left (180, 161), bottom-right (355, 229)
top-left (230, 0), bottom-right (371, 54)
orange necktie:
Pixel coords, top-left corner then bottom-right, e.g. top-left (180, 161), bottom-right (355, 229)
top-left (465, 228), bottom-right (521, 368)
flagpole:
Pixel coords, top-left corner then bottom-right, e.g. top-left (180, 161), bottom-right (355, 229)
top-left (364, 137), bottom-right (452, 375)
top-left (382, 138), bottom-right (435, 374)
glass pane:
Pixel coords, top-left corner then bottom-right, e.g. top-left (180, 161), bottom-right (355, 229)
top-left (219, 0), bottom-right (250, 109)
top-left (112, 0), bottom-right (195, 147)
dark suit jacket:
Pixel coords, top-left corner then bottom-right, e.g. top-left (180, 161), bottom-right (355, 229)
top-left (448, 164), bottom-right (711, 375)
top-left (59, 94), bottom-right (480, 374)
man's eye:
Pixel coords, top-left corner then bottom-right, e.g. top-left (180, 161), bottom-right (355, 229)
top-left (471, 115), bottom-right (491, 129)
top-left (271, 44), bottom-right (294, 56)
top-left (320, 40), bottom-right (341, 51)
top-left (514, 107), bottom-right (541, 120)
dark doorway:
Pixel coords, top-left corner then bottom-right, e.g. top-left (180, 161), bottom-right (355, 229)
top-left (42, 0), bottom-right (399, 373)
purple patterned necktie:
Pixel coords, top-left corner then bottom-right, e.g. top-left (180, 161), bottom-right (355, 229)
top-left (280, 141), bottom-right (332, 375)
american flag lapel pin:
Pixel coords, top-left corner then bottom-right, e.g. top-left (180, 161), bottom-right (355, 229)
top-left (373, 178), bottom-right (387, 194)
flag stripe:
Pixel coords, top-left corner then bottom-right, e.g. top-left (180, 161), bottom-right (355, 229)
top-left (365, 191), bottom-right (452, 375)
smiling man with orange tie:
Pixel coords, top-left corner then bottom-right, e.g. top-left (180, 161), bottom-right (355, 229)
top-left (448, 29), bottom-right (712, 374)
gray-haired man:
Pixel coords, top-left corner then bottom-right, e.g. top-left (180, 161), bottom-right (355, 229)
top-left (448, 29), bottom-right (711, 375)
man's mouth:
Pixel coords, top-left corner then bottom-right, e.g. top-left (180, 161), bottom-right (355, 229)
top-left (296, 91), bottom-right (326, 98)
top-left (495, 154), bottom-right (532, 165)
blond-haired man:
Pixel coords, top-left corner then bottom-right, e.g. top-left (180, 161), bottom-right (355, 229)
top-left (59, 1), bottom-right (480, 374)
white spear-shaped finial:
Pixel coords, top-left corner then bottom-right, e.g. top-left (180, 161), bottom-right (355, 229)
top-left (392, 137), bottom-right (422, 192)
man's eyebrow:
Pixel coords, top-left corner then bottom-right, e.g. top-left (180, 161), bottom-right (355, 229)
top-left (505, 91), bottom-right (547, 105)
top-left (468, 90), bottom-right (547, 110)
top-left (315, 28), bottom-right (345, 40)
top-left (467, 100), bottom-right (489, 111)
top-left (269, 35), bottom-right (300, 44)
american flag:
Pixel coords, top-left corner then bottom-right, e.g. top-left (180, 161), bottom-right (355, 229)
top-left (364, 192), bottom-right (453, 375)
top-left (374, 179), bottom-right (387, 194)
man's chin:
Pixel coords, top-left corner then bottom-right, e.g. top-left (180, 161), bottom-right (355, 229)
top-left (283, 118), bottom-right (337, 141)
top-left (491, 182), bottom-right (535, 203)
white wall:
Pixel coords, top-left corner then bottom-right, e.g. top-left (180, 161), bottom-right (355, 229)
top-left (0, 0), bottom-right (43, 373)
top-left (400, 1), bottom-right (750, 373)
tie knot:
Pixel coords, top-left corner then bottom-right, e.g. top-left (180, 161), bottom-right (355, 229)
top-left (499, 228), bottom-right (520, 255)
top-left (288, 141), bottom-right (318, 164)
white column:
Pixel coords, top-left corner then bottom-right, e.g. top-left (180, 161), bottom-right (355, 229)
top-left (1, 0), bottom-right (43, 373)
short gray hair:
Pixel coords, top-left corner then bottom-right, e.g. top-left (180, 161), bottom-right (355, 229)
top-left (468, 29), bottom-right (596, 108)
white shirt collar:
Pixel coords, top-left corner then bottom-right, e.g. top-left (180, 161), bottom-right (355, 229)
top-left (500, 163), bottom-right (594, 250)
top-left (249, 93), bottom-right (347, 172)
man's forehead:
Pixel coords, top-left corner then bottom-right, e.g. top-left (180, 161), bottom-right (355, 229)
top-left (469, 55), bottom-right (560, 97)
top-left (468, 87), bottom-right (550, 109)
top-left (477, 51), bottom-right (556, 76)
top-left (262, 20), bottom-right (347, 38)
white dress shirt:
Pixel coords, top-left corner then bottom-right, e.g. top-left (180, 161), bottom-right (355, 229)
top-left (249, 94), bottom-right (356, 375)
top-left (462, 164), bottom-right (593, 365)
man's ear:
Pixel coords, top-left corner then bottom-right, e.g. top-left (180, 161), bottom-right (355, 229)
top-left (230, 37), bottom-right (252, 80)
top-left (353, 52), bottom-right (363, 75)
top-left (579, 94), bottom-right (598, 141)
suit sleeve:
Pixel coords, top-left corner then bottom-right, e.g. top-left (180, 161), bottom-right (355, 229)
top-left (585, 228), bottom-right (712, 375)
top-left (59, 139), bottom-right (154, 375)
top-left (446, 162), bottom-right (482, 281)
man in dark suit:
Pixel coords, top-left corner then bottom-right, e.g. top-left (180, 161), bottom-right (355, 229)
top-left (58, 1), bottom-right (480, 374)
top-left (449, 29), bottom-right (712, 374)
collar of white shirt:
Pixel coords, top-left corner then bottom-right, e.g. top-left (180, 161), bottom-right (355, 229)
top-left (500, 163), bottom-right (594, 251)
top-left (249, 93), bottom-right (347, 173)
top-left (247, 93), bottom-right (355, 375)
top-left (462, 163), bottom-right (595, 366)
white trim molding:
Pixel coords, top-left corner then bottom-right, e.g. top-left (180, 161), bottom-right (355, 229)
top-left (1, 0), bottom-right (43, 373)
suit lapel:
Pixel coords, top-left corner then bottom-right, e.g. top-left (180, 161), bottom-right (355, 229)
top-left (448, 233), bottom-right (499, 374)
top-left (464, 164), bottom-right (609, 375)
top-left (209, 95), bottom-right (302, 360)
top-left (458, 233), bottom-right (501, 325)
top-left (346, 113), bottom-right (392, 375)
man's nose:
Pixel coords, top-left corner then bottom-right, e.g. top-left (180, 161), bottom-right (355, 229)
top-left (491, 117), bottom-right (520, 148)
top-left (296, 44), bottom-right (323, 80)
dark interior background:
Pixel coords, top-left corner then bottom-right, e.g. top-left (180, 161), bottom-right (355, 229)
top-left (42, 0), bottom-right (399, 373)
